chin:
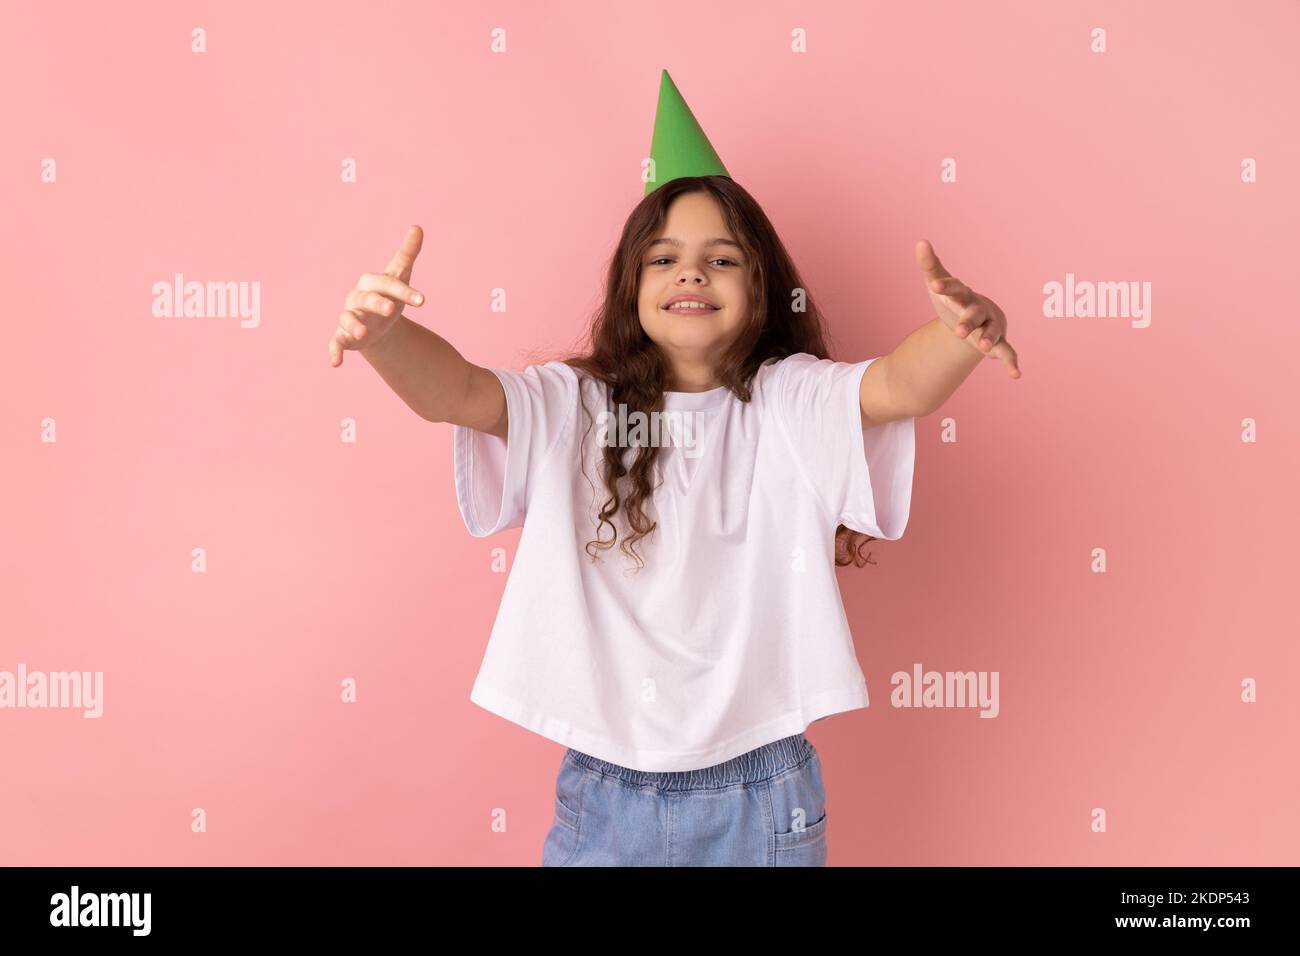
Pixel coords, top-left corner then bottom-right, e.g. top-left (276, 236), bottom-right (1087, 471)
top-left (665, 333), bottom-right (726, 350)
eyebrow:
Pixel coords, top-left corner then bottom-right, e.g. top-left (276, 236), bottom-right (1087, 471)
top-left (648, 237), bottom-right (743, 250)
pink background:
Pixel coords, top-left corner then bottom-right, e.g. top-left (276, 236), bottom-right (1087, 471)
top-left (3, 0), bottom-right (1297, 866)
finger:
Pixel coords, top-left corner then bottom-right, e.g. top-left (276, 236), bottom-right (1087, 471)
top-left (330, 329), bottom-right (354, 366)
top-left (954, 302), bottom-right (992, 338)
top-left (989, 339), bottom-right (1021, 377)
top-left (384, 224), bottom-right (424, 282)
top-left (977, 318), bottom-right (1005, 352)
top-left (346, 289), bottom-right (400, 318)
top-left (977, 302), bottom-right (1008, 351)
top-left (968, 325), bottom-right (995, 352)
top-left (915, 239), bottom-right (953, 281)
top-left (338, 310), bottom-right (368, 342)
top-left (329, 326), bottom-right (356, 362)
top-left (929, 276), bottom-right (969, 297)
top-left (355, 273), bottom-right (424, 308)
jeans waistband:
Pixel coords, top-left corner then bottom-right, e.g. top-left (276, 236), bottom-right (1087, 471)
top-left (566, 733), bottom-right (814, 791)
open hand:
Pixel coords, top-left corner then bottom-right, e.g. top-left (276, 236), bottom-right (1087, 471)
top-left (915, 239), bottom-right (1021, 379)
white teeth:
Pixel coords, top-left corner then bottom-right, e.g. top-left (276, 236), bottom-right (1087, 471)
top-left (666, 302), bottom-right (718, 311)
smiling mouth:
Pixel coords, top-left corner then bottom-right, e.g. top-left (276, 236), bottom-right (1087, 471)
top-left (663, 304), bottom-right (721, 313)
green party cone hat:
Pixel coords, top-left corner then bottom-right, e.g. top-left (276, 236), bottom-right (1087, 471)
top-left (644, 69), bottom-right (731, 196)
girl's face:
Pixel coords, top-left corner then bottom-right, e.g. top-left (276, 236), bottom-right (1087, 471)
top-left (636, 191), bottom-right (751, 388)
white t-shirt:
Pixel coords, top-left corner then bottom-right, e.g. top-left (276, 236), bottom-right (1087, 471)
top-left (452, 352), bottom-right (916, 772)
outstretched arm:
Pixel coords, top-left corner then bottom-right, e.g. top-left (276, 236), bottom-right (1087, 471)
top-left (859, 239), bottom-right (1021, 425)
top-left (330, 225), bottom-right (508, 438)
top-left (363, 317), bottom-right (508, 437)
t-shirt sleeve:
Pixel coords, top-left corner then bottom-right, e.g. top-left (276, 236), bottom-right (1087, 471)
top-left (771, 352), bottom-right (916, 539)
top-left (452, 361), bottom-right (578, 537)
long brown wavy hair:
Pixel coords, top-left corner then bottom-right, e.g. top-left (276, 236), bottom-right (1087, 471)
top-left (539, 175), bottom-right (880, 572)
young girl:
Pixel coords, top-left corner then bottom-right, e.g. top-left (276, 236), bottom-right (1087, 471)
top-left (327, 74), bottom-right (1020, 867)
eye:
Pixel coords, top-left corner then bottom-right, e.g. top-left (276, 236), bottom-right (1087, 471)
top-left (648, 257), bottom-right (738, 267)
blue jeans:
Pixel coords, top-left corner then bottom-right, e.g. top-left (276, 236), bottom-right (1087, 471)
top-left (541, 733), bottom-right (828, 866)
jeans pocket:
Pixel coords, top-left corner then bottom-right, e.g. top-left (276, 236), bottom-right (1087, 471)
top-left (541, 753), bottom-right (588, 867)
top-left (768, 752), bottom-right (828, 867)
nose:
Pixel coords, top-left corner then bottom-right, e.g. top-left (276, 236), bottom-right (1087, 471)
top-left (673, 259), bottom-right (707, 284)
